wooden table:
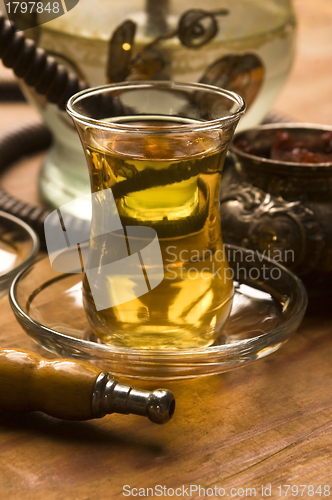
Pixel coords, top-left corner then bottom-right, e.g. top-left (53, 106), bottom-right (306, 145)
top-left (1, 1), bottom-right (332, 498)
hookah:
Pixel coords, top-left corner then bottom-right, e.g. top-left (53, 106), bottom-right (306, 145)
top-left (0, 1), bottom-right (296, 238)
top-left (0, 9), bottom-right (256, 242)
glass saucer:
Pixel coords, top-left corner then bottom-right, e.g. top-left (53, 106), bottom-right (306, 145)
top-left (9, 245), bottom-right (307, 380)
top-left (0, 211), bottom-right (39, 295)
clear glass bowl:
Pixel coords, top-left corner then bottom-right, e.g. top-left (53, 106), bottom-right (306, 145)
top-left (0, 211), bottom-right (39, 295)
top-left (9, 245), bottom-right (307, 380)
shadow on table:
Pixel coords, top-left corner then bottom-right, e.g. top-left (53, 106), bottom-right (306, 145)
top-left (304, 274), bottom-right (332, 318)
top-left (0, 409), bottom-right (164, 453)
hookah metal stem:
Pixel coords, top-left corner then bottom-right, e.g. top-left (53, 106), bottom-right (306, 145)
top-left (145, 0), bottom-right (169, 36)
top-left (0, 349), bottom-right (175, 424)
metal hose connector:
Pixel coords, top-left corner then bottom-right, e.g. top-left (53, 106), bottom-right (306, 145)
top-left (0, 11), bottom-right (88, 110)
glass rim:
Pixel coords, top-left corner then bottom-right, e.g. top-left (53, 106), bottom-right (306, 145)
top-left (66, 80), bottom-right (246, 133)
top-left (0, 210), bottom-right (40, 288)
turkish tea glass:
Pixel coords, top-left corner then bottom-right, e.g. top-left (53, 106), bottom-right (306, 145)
top-left (67, 81), bottom-right (245, 349)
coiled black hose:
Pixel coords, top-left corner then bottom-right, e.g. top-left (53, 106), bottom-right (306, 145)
top-left (0, 11), bottom-right (90, 245)
top-left (0, 121), bottom-right (52, 244)
top-left (0, 11), bottom-right (87, 109)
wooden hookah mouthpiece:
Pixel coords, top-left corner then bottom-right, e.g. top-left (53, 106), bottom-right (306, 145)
top-left (0, 349), bottom-right (175, 424)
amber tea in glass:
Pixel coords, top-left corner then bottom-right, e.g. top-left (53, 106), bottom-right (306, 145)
top-left (67, 82), bottom-right (245, 349)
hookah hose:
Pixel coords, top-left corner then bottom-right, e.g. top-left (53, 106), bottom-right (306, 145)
top-left (0, 12), bottom-right (87, 109)
top-left (0, 11), bottom-right (89, 242)
top-left (0, 121), bottom-right (52, 240)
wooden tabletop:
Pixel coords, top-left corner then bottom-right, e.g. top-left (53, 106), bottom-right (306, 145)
top-left (1, 1), bottom-right (332, 498)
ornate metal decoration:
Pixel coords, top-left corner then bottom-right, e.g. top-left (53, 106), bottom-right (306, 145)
top-left (105, 7), bottom-right (264, 109)
top-left (220, 183), bottom-right (325, 275)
